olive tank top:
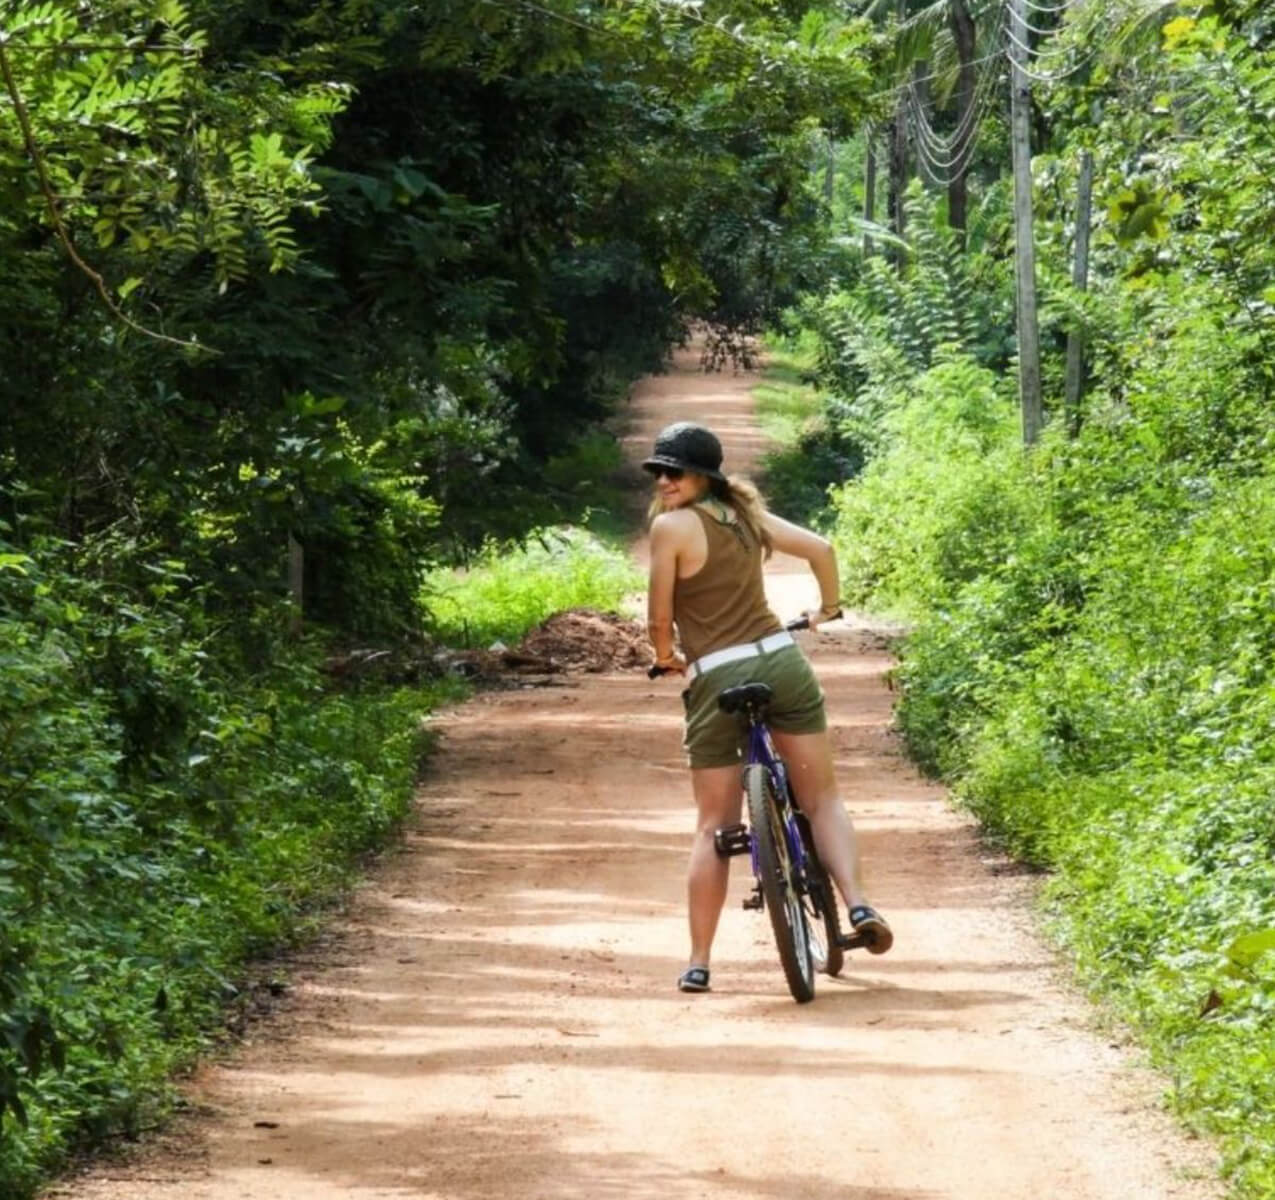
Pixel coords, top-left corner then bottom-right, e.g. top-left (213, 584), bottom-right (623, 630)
top-left (674, 504), bottom-right (783, 664)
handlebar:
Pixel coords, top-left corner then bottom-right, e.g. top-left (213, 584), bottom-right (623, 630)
top-left (647, 610), bottom-right (842, 678)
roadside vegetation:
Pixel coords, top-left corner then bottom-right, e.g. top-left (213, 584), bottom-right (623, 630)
top-left (423, 529), bottom-right (641, 649)
top-left (761, 3), bottom-right (1275, 1193)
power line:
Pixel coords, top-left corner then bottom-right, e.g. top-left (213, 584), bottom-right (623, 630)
top-left (906, 53), bottom-right (1002, 163)
top-left (908, 99), bottom-right (990, 182)
top-left (907, 111), bottom-right (987, 182)
top-left (1005, 24), bottom-right (1104, 82)
top-left (867, 48), bottom-right (1003, 103)
top-left (904, 6), bottom-right (1006, 147)
top-left (899, 6), bottom-right (1008, 185)
top-left (492, 0), bottom-right (624, 41)
top-left (1018, 11), bottom-right (1074, 37)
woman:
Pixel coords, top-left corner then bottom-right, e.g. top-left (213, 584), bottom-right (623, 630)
top-left (644, 421), bottom-right (892, 993)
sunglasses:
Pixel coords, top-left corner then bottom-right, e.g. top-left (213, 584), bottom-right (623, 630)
top-left (646, 465), bottom-right (685, 482)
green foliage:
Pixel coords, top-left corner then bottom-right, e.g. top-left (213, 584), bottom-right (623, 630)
top-left (802, 186), bottom-right (1015, 459)
top-left (828, 348), bottom-right (1025, 616)
top-left (1, 0), bottom-right (880, 617)
top-left (214, 398), bottom-right (442, 638)
top-left (821, 345), bottom-right (1275, 1192)
top-left (0, 533), bottom-right (465, 1195)
top-left (0, 0), bottom-right (326, 287)
top-left (775, 8), bottom-right (1275, 1191)
top-left (422, 527), bottom-right (640, 649)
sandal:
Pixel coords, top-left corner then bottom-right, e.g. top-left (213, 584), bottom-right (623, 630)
top-left (849, 905), bottom-right (894, 955)
top-left (677, 965), bottom-right (711, 992)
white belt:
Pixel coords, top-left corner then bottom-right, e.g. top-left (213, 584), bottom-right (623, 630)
top-left (686, 631), bottom-right (794, 681)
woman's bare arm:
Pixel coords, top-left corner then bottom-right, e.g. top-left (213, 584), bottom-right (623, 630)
top-left (647, 512), bottom-right (687, 669)
top-left (762, 511), bottom-right (842, 623)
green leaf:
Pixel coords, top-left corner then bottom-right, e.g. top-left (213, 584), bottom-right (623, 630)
top-left (1225, 929), bottom-right (1275, 971)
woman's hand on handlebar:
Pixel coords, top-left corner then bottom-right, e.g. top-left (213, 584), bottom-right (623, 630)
top-left (793, 604), bottom-right (844, 634)
top-left (648, 651), bottom-right (687, 679)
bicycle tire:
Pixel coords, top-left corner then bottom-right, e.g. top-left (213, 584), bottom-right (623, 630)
top-left (796, 811), bottom-right (845, 977)
top-left (745, 763), bottom-right (815, 1003)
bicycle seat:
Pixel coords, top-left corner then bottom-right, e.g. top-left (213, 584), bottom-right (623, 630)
top-left (717, 682), bottom-right (772, 714)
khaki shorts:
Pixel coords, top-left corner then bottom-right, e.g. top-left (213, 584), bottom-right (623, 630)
top-left (681, 643), bottom-right (826, 769)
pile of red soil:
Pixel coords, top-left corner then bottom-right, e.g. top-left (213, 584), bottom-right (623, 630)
top-left (513, 608), bottom-right (648, 673)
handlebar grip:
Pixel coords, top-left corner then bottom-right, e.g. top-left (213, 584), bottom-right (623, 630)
top-left (648, 664), bottom-right (670, 679)
top-left (785, 609), bottom-right (843, 633)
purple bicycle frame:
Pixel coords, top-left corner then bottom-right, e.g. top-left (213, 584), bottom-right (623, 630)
top-left (744, 716), bottom-right (810, 883)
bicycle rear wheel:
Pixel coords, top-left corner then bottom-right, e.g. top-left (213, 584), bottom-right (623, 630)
top-left (745, 763), bottom-right (814, 1003)
top-left (795, 810), bottom-right (845, 977)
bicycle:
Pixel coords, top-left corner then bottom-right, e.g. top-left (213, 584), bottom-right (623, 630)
top-left (651, 615), bottom-right (872, 1003)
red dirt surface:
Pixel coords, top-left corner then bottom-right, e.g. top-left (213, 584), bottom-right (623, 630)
top-left (48, 345), bottom-right (1222, 1200)
top-left (514, 608), bottom-right (649, 673)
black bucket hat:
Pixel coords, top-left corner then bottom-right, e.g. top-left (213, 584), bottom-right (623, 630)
top-left (642, 422), bottom-right (727, 482)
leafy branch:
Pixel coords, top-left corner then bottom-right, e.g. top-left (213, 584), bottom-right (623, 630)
top-left (0, 36), bottom-right (214, 354)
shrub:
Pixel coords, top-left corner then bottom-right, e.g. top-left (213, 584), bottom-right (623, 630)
top-left (0, 534), bottom-right (464, 1196)
top-left (421, 525), bottom-right (641, 648)
top-left (819, 352), bottom-right (1275, 1194)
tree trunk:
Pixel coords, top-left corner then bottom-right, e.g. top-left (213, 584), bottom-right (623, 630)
top-left (913, 60), bottom-right (937, 190)
top-left (947, 0), bottom-right (977, 243)
top-left (288, 533), bottom-right (304, 635)
top-left (889, 99), bottom-right (908, 266)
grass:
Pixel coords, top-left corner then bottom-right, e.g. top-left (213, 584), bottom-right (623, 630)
top-left (753, 332), bottom-right (865, 528)
top-left (421, 525), bottom-right (642, 648)
top-left (753, 336), bottom-right (823, 445)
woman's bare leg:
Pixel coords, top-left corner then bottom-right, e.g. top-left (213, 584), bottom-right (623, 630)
top-left (687, 765), bottom-right (743, 966)
top-left (770, 728), bottom-right (868, 910)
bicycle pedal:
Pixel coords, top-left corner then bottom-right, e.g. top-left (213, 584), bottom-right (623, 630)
top-left (836, 932), bottom-right (869, 951)
top-left (713, 823), bottom-right (752, 858)
top-left (742, 885), bottom-right (764, 911)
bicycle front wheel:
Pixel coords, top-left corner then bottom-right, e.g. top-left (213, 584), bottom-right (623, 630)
top-left (745, 763), bottom-right (815, 1003)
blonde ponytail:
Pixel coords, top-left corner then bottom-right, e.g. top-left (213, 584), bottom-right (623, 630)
top-left (711, 475), bottom-right (772, 558)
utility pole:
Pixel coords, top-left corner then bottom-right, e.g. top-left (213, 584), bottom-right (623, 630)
top-left (863, 130), bottom-right (877, 256)
top-left (1064, 150), bottom-right (1094, 438)
top-left (888, 0), bottom-right (909, 269)
top-left (1009, 0), bottom-right (1042, 446)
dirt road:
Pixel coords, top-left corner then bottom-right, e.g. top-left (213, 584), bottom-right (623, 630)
top-left (55, 350), bottom-right (1220, 1200)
